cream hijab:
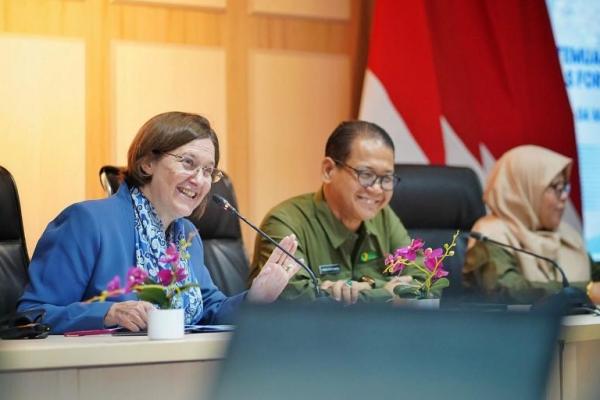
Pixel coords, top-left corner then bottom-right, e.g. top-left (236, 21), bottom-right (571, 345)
top-left (472, 145), bottom-right (590, 283)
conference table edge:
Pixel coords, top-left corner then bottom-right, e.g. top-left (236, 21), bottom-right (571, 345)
top-left (560, 315), bottom-right (600, 343)
top-left (0, 332), bottom-right (231, 372)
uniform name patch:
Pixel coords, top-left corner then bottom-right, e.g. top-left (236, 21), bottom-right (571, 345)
top-left (318, 264), bottom-right (341, 275)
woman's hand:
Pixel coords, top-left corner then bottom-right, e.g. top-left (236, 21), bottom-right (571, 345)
top-left (247, 235), bottom-right (301, 303)
top-left (383, 275), bottom-right (414, 296)
top-left (320, 280), bottom-right (371, 305)
top-left (588, 281), bottom-right (600, 304)
top-left (104, 300), bottom-right (155, 331)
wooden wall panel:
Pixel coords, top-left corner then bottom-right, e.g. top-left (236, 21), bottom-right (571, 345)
top-left (0, 35), bottom-right (85, 252)
top-left (251, 14), bottom-right (350, 54)
top-left (249, 0), bottom-right (350, 21)
top-left (0, 0), bottom-right (86, 37)
top-left (249, 50), bottom-right (351, 229)
top-left (112, 41), bottom-right (227, 168)
top-left (109, 3), bottom-right (224, 45)
top-left (112, 0), bottom-right (226, 10)
top-left (0, 0), bottom-right (373, 256)
top-left (86, 0), bottom-right (111, 200)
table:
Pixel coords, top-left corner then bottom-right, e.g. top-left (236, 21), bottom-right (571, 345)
top-left (1, 316), bottom-right (599, 400)
top-left (547, 314), bottom-right (600, 400)
top-left (0, 332), bottom-right (230, 400)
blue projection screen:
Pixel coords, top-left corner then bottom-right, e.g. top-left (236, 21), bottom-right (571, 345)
top-left (547, 0), bottom-right (600, 261)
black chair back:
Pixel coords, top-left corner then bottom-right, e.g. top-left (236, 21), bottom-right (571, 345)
top-left (98, 166), bottom-right (249, 296)
top-left (390, 164), bottom-right (486, 300)
top-left (0, 166), bottom-right (30, 317)
top-left (99, 165), bottom-right (122, 196)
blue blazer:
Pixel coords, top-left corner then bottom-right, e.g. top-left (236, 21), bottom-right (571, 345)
top-left (18, 183), bottom-right (245, 333)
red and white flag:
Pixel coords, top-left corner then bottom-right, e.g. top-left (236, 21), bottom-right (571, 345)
top-left (359, 0), bottom-right (581, 228)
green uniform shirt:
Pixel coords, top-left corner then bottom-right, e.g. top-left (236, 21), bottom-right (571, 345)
top-left (463, 242), bottom-right (598, 304)
top-left (250, 190), bottom-right (411, 302)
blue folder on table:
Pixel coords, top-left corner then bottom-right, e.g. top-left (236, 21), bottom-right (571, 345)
top-left (184, 324), bottom-right (234, 333)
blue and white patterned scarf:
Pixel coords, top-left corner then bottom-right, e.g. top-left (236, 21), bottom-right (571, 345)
top-left (130, 186), bottom-right (203, 324)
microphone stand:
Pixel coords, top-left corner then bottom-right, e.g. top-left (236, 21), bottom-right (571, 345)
top-left (212, 194), bottom-right (326, 299)
top-left (469, 232), bottom-right (597, 315)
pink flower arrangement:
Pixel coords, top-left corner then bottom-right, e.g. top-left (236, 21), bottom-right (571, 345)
top-left (87, 236), bottom-right (197, 309)
top-left (157, 243), bottom-right (188, 285)
top-left (384, 231), bottom-right (459, 299)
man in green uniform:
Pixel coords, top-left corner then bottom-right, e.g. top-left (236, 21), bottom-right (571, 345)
top-left (250, 120), bottom-right (412, 304)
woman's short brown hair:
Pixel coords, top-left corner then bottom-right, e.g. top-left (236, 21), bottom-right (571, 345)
top-left (124, 111), bottom-right (220, 219)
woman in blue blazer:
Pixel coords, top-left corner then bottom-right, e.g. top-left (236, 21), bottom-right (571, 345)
top-left (18, 111), bottom-right (300, 334)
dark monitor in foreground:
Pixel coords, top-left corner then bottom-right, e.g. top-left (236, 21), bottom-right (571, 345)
top-left (212, 304), bottom-right (561, 400)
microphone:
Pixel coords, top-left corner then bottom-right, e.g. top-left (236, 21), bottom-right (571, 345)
top-left (212, 194), bottom-right (325, 298)
top-left (469, 231), bottom-right (596, 314)
top-left (469, 232), bottom-right (569, 287)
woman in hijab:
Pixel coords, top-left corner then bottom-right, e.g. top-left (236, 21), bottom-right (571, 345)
top-left (463, 145), bottom-right (599, 304)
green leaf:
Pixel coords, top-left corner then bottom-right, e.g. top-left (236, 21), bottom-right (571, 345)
top-left (394, 284), bottom-right (421, 298)
top-left (137, 287), bottom-right (170, 309)
top-left (427, 278), bottom-right (450, 298)
top-left (431, 278), bottom-right (450, 290)
top-left (178, 283), bottom-right (199, 292)
top-left (402, 265), bottom-right (428, 280)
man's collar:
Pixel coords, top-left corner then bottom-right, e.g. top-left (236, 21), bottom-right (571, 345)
top-left (314, 188), bottom-right (378, 248)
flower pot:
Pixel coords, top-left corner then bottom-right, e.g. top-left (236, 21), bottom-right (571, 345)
top-left (148, 308), bottom-right (184, 340)
top-left (393, 297), bottom-right (440, 310)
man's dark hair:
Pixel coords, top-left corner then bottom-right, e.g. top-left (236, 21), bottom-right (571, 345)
top-left (325, 120), bottom-right (394, 162)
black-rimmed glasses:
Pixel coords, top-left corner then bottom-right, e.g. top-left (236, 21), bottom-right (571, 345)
top-left (155, 150), bottom-right (223, 183)
top-left (333, 159), bottom-right (399, 191)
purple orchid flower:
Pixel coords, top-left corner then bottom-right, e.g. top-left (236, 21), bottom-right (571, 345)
top-left (174, 266), bottom-right (187, 282)
top-left (157, 269), bottom-right (174, 286)
top-left (125, 267), bottom-right (148, 292)
top-left (384, 254), bottom-right (395, 266)
top-left (385, 253), bottom-right (407, 274)
top-left (423, 248), bottom-right (449, 278)
top-left (106, 276), bottom-right (121, 292)
top-left (394, 238), bottom-right (425, 261)
top-left (433, 267), bottom-right (449, 279)
top-left (159, 243), bottom-right (180, 265)
top-left (410, 238), bottom-right (425, 251)
top-left (157, 265), bottom-right (187, 286)
top-left (423, 247), bottom-right (443, 270)
top-left (394, 247), bottom-right (414, 261)
top-left (391, 262), bottom-right (406, 274)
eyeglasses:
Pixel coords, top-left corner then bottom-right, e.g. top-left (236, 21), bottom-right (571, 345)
top-left (156, 151), bottom-right (223, 183)
top-left (548, 181), bottom-right (571, 197)
top-left (333, 159), bottom-right (399, 191)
